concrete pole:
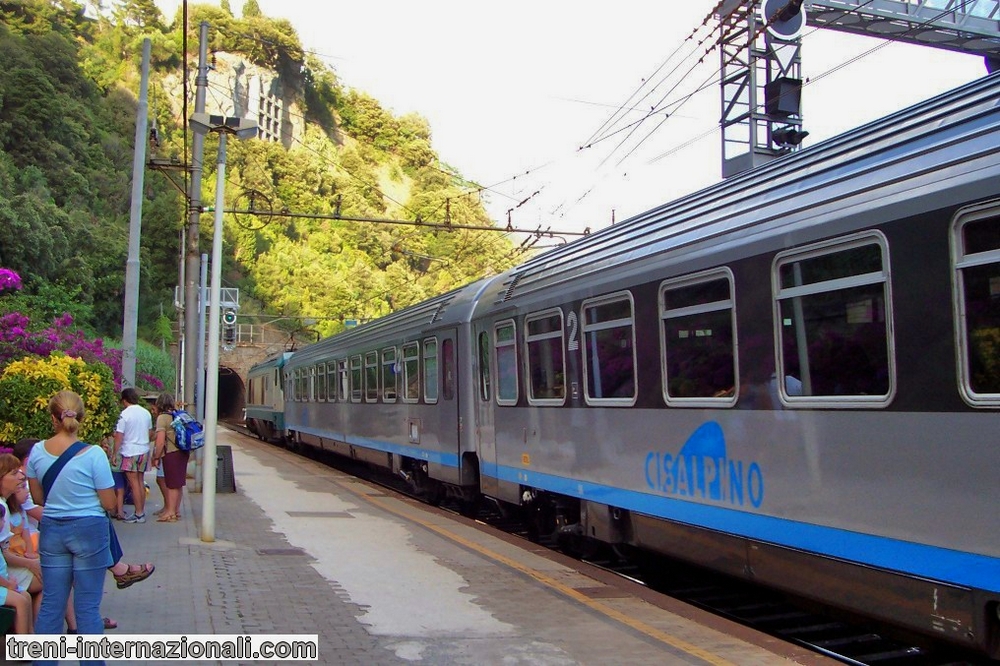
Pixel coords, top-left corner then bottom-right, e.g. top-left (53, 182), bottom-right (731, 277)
top-left (192, 252), bottom-right (208, 494)
top-left (121, 38), bottom-right (151, 389)
top-left (176, 227), bottom-right (185, 397)
top-left (201, 132), bottom-right (228, 543)
top-left (197, 252), bottom-right (208, 423)
top-left (184, 21), bottom-right (209, 409)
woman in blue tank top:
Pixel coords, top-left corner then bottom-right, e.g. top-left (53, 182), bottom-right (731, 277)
top-left (25, 390), bottom-right (116, 666)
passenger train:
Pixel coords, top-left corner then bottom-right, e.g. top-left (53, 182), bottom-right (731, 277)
top-left (246, 73), bottom-right (1000, 658)
top-left (245, 351), bottom-right (291, 442)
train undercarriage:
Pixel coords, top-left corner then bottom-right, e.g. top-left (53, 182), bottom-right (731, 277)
top-left (260, 424), bottom-right (1000, 660)
top-left (508, 486), bottom-right (1000, 661)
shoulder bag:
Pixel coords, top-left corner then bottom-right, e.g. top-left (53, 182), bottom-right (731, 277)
top-left (39, 441), bottom-right (122, 565)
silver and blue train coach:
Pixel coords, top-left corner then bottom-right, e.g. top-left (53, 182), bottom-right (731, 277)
top-left (267, 72), bottom-right (1000, 658)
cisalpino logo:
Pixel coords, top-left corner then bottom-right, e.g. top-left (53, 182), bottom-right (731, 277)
top-left (644, 421), bottom-right (764, 508)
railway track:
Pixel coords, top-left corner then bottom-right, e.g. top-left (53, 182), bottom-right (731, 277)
top-left (225, 422), bottom-right (993, 666)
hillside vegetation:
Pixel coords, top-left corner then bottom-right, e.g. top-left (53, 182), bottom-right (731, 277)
top-left (0, 0), bottom-right (518, 342)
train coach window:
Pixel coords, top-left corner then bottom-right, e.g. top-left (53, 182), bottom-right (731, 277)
top-left (525, 310), bottom-right (566, 404)
top-left (495, 321), bottom-right (519, 405)
top-left (952, 208), bottom-right (1000, 405)
top-left (382, 347), bottom-right (398, 402)
top-left (403, 342), bottom-right (420, 402)
top-left (317, 364), bottom-right (327, 402)
top-left (365, 351), bottom-right (379, 402)
top-left (773, 233), bottom-right (894, 406)
top-left (660, 269), bottom-right (737, 406)
top-left (582, 293), bottom-right (637, 406)
top-left (442, 338), bottom-right (455, 401)
top-left (337, 359), bottom-right (349, 402)
top-left (478, 331), bottom-right (491, 402)
top-left (422, 339), bottom-right (438, 403)
top-left (326, 362), bottom-right (336, 402)
top-left (350, 355), bottom-right (362, 402)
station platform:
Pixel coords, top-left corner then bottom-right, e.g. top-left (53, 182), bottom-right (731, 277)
top-left (105, 428), bottom-right (836, 665)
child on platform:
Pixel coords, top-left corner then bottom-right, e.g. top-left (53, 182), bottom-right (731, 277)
top-left (0, 455), bottom-right (34, 634)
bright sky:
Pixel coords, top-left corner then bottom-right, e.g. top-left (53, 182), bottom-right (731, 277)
top-left (156, 1), bottom-right (986, 238)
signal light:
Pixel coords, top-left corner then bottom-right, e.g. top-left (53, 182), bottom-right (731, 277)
top-left (772, 126), bottom-right (809, 148)
top-left (222, 308), bottom-right (237, 350)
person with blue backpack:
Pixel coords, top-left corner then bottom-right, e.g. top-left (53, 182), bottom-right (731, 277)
top-left (150, 393), bottom-right (195, 523)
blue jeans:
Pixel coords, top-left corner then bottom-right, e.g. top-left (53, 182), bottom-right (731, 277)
top-left (36, 514), bottom-right (112, 666)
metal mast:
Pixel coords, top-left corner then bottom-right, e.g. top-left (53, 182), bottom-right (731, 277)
top-left (718, 0), bottom-right (806, 178)
top-left (717, 1), bottom-right (1000, 179)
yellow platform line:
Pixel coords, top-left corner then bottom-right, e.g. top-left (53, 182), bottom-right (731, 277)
top-left (360, 491), bottom-right (736, 666)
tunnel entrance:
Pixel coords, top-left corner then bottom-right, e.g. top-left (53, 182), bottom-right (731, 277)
top-left (218, 366), bottom-right (245, 421)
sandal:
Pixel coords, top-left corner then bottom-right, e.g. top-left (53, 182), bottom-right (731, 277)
top-left (114, 563), bottom-right (155, 589)
top-left (156, 513), bottom-right (177, 522)
top-left (103, 617), bottom-right (118, 630)
top-left (111, 512), bottom-right (127, 521)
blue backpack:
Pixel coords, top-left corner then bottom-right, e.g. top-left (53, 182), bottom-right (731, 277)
top-left (170, 409), bottom-right (205, 452)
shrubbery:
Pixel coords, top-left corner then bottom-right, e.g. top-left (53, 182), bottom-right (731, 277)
top-left (0, 353), bottom-right (117, 443)
top-left (0, 267), bottom-right (171, 443)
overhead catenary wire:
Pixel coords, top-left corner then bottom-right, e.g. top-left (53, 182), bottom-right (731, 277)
top-left (201, 77), bottom-right (590, 241)
top-left (551, 0), bottom-right (957, 217)
top-left (581, 0), bottom-right (741, 150)
top-left (208, 0), bottom-right (961, 243)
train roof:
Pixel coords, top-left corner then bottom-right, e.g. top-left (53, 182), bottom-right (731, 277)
top-left (285, 276), bottom-right (497, 367)
top-left (476, 71), bottom-right (1000, 310)
top-left (282, 71), bottom-right (1000, 368)
top-left (248, 351), bottom-right (293, 374)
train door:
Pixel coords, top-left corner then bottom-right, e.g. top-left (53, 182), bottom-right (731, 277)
top-left (474, 326), bottom-right (499, 497)
top-left (431, 329), bottom-right (463, 485)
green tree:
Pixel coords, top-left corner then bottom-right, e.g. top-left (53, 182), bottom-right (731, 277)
top-left (242, 0), bottom-right (262, 18)
top-left (114, 0), bottom-right (163, 31)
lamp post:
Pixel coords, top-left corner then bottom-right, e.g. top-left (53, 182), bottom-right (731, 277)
top-left (188, 112), bottom-right (257, 543)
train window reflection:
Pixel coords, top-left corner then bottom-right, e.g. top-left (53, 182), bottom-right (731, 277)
top-left (953, 210), bottom-right (1000, 403)
top-left (525, 310), bottom-right (565, 404)
top-left (582, 293), bottom-right (636, 405)
top-left (660, 270), bottom-right (737, 405)
top-left (402, 343), bottom-right (420, 402)
top-left (495, 320), bottom-right (519, 405)
top-left (423, 339), bottom-right (438, 404)
top-left (774, 233), bottom-right (893, 405)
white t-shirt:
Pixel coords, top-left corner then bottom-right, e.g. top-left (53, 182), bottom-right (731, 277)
top-left (0, 498), bottom-right (11, 545)
top-left (21, 493), bottom-right (39, 533)
top-left (116, 403), bottom-right (152, 458)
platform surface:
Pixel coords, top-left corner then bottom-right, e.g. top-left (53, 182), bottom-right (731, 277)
top-left (100, 428), bottom-right (835, 665)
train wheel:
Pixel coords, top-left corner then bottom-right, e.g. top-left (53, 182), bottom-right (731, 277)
top-left (458, 496), bottom-right (479, 518)
top-left (526, 497), bottom-right (557, 544)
